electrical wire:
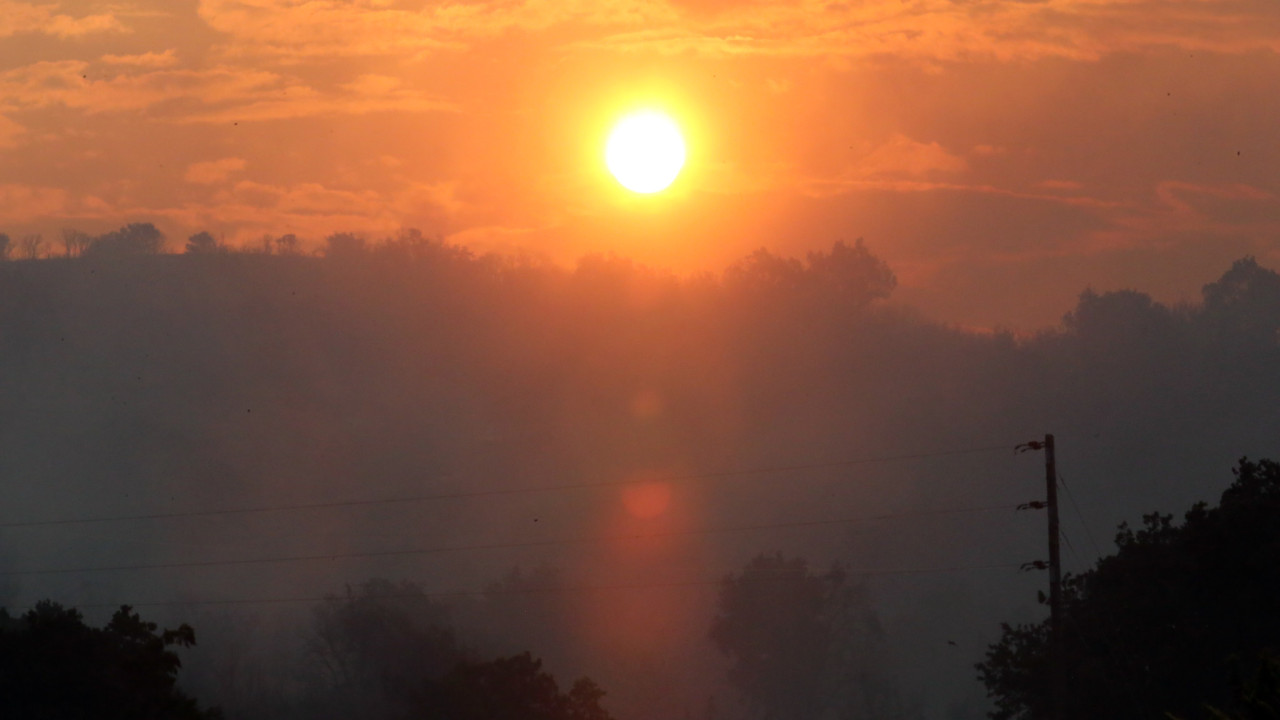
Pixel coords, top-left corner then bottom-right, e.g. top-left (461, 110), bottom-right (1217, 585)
top-left (1058, 474), bottom-right (1104, 559)
top-left (18, 562), bottom-right (1027, 612)
top-left (0, 442), bottom-right (1014, 530)
top-left (0, 502), bottom-right (1021, 577)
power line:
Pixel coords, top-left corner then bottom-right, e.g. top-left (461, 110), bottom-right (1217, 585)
top-left (0, 442), bottom-right (1014, 530)
top-left (1058, 474), bottom-right (1104, 559)
top-left (0, 502), bottom-right (1021, 578)
top-left (20, 562), bottom-right (1027, 612)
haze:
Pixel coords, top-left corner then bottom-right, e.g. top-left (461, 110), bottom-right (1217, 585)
top-left (1, 3), bottom-right (1279, 720)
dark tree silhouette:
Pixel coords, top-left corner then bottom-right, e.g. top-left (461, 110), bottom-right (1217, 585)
top-left (408, 652), bottom-right (614, 720)
top-left (725, 239), bottom-right (895, 311)
top-left (274, 233), bottom-right (300, 255)
top-left (0, 232), bottom-right (10, 260)
top-left (19, 232), bottom-right (44, 259)
top-left (325, 232), bottom-right (365, 259)
top-left (303, 579), bottom-right (463, 719)
top-left (0, 600), bottom-right (220, 719)
top-left (1184, 653), bottom-right (1280, 720)
top-left (1201, 257), bottom-right (1280, 346)
top-left (62, 228), bottom-right (92, 257)
top-left (85, 222), bottom-right (166, 257)
top-left (978, 458), bottom-right (1280, 720)
top-left (185, 231), bottom-right (221, 254)
top-left (710, 554), bottom-right (903, 720)
top-left (806, 238), bottom-right (897, 309)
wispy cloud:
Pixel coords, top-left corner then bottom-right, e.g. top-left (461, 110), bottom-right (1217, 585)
top-left (101, 49), bottom-right (180, 68)
top-left (0, 61), bottom-right (455, 122)
top-left (195, 0), bottom-right (677, 59)
top-left (0, 183), bottom-right (68, 222)
top-left (0, 115), bottom-right (25, 149)
top-left (0, 1), bottom-right (127, 38)
top-left (184, 157), bottom-right (247, 184)
top-left (584, 0), bottom-right (1280, 61)
top-left (853, 135), bottom-right (968, 179)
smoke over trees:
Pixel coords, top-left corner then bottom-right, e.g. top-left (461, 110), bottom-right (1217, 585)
top-left (711, 554), bottom-right (903, 720)
top-left (0, 224), bottom-right (1276, 719)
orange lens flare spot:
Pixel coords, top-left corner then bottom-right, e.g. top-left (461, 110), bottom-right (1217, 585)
top-left (622, 481), bottom-right (672, 519)
top-left (630, 390), bottom-right (664, 419)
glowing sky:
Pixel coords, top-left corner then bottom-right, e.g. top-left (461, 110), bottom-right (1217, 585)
top-left (2, 0), bottom-right (1278, 327)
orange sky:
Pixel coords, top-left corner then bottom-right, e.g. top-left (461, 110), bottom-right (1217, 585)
top-left (2, 0), bottom-right (1278, 327)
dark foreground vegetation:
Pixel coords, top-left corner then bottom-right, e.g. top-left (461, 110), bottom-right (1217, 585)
top-left (980, 458), bottom-right (1280, 720)
top-left (0, 223), bottom-right (1278, 719)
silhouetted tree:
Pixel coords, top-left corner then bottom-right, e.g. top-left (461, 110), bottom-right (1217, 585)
top-left (62, 228), bottom-right (92, 257)
top-left (1201, 257), bottom-right (1280, 346)
top-left (85, 222), bottom-right (166, 257)
top-left (1202, 653), bottom-right (1280, 720)
top-left (408, 652), bottom-right (615, 720)
top-left (0, 232), bottom-right (9, 260)
top-left (19, 233), bottom-right (44, 259)
top-left (324, 232), bottom-right (365, 259)
top-left (458, 565), bottom-right (583, 677)
top-left (978, 458), bottom-right (1280, 720)
top-left (185, 232), bottom-right (221, 255)
top-left (303, 579), bottom-right (463, 719)
top-left (725, 240), bottom-right (895, 312)
top-left (0, 600), bottom-right (220, 719)
top-left (710, 554), bottom-right (903, 720)
top-left (274, 233), bottom-right (299, 255)
top-left (725, 248), bottom-right (806, 296)
top-left (806, 239), bottom-right (897, 309)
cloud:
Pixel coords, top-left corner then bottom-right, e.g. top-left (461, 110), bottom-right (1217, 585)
top-left (853, 134), bottom-right (968, 179)
top-left (0, 61), bottom-right (455, 121)
top-left (195, 0), bottom-right (676, 59)
top-left (583, 0), bottom-right (1280, 61)
top-left (0, 183), bottom-right (68, 222)
top-left (0, 1), bottom-right (126, 38)
top-left (101, 49), bottom-right (180, 68)
top-left (1155, 180), bottom-right (1273, 215)
top-left (184, 157), bottom-right (248, 184)
top-left (0, 115), bottom-right (25, 149)
top-left (1040, 179), bottom-right (1084, 191)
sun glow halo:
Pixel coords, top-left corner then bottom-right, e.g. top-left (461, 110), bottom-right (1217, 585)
top-left (605, 110), bottom-right (686, 194)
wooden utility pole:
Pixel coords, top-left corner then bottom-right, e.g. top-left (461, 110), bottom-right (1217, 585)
top-left (1044, 433), bottom-right (1065, 720)
top-left (1019, 434), bottom-right (1065, 720)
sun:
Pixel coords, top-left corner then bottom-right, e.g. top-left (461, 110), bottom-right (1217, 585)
top-left (605, 110), bottom-right (686, 194)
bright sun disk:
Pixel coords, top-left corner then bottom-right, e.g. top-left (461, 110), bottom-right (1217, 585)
top-left (606, 110), bottom-right (686, 194)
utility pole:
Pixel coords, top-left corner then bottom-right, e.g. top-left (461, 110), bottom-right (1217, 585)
top-left (1044, 434), bottom-right (1065, 720)
top-left (1018, 433), bottom-right (1065, 720)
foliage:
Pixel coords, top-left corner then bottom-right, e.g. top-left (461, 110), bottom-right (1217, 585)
top-left (0, 600), bottom-right (220, 719)
top-left (325, 232), bottom-right (366, 258)
top-left (1192, 653), bottom-right (1280, 720)
top-left (1201, 257), bottom-right (1280, 346)
top-left (407, 652), bottom-right (614, 720)
top-left (303, 579), bottom-right (463, 719)
top-left (186, 232), bottom-right (221, 254)
top-left (977, 458), bottom-right (1280, 720)
top-left (62, 228), bottom-right (92, 257)
top-left (725, 239), bottom-right (896, 312)
top-left (710, 553), bottom-right (904, 720)
top-left (84, 222), bottom-right (166, 257)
